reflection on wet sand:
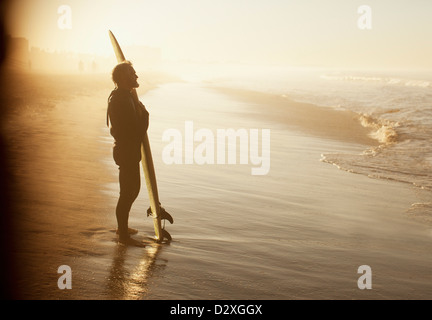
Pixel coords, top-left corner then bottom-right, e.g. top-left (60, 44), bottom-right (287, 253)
top-left (107, 243), bottom-right (166, 299)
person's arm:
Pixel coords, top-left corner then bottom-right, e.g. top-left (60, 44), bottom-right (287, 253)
top-left (108, 93), bottom-right (138, 144)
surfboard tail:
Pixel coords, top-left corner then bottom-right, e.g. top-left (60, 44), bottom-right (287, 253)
top-left (151, 216), bottom-right (172, 243)
top-left (147, 205), bottom-right (173, 243)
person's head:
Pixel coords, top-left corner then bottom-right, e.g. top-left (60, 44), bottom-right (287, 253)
top-left (111, 61), bottom-right (139, 90)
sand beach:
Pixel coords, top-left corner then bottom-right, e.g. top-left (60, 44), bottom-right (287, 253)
top-left (1, 69), bottom-right (432, 300)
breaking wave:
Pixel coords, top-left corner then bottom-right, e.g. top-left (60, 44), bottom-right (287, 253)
top-left (359, 114), bottom-right (399, 144)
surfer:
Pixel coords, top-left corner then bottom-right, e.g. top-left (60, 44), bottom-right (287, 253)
top-left (107, 61), bottom-right (149, 246)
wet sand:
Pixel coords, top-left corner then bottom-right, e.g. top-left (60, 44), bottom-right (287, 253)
top-left (1, 73), bottom-right (432, 300)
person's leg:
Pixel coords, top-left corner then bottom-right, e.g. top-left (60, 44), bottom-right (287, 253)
top-left (116, 161), bottom-right (140, 240)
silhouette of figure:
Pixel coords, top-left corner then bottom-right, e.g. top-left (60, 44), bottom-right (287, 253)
top-left (78, 60), bottom-right (84, 73)
top-left (91, 60), bottom-right (97, 73)
top-left (106, 61), bottom-right (149, 246)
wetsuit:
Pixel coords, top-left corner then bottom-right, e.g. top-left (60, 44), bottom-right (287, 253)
top-left (107, 88), bottom-right (149, 239)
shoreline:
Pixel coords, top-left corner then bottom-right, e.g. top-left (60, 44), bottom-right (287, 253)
top-left (210, 86), bottom-right (380, 148)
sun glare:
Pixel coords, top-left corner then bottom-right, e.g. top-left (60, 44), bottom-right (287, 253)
top-left (4, 0), bottom-right (432, 72)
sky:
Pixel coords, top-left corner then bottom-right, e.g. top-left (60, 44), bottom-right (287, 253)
top-left (4, 0), bottom-right (432, 68)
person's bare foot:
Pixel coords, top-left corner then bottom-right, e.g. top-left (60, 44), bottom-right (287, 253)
top-left (118, 236), bottom-right (146, 247)
top-left (116, 227), bottom-right (138, 235)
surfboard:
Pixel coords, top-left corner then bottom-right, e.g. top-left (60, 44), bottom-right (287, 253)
top-left (108, 30), bottom-right (173, 243)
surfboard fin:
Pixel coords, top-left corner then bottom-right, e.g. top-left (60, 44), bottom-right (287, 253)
top-left (146, 205), bottom-right (174, 224)
top-left (162, 229), bottom-right (172, 242)
top-left (160, 207), bottom-right (174, 224)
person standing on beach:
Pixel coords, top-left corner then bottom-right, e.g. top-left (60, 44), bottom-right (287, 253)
top-left (107, 61), bottom-right (148, 246)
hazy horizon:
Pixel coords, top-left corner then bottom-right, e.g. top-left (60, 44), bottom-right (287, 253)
top-left (4, 0), bottom-right (432, 70)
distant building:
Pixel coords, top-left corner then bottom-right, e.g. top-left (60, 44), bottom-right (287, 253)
top-left (4, 36), bottom-right (30, 71)
top-left (3, 36), bottom-right (162, 74)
